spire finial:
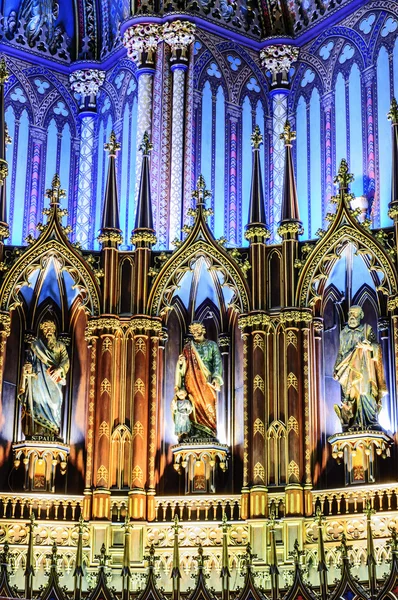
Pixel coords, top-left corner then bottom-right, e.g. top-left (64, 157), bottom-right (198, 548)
top-left (0, 59), bottom-right (9, 85)
top-left (280, 120), bottom-right (296, 146)
top-left (139, 131), bottom-right (153, 156)
top-left (46, 174), bottom-right (66, 207)
top-left (388, 98), bottom-right (398, 125)
top-left (340, 533), bottom-right (349, 558)
top-left (104, 130), bottom-right (121, 158)
top-left (192, 175), bottom-right (211, 208)
top-left (334, 159), bottom-right (354, 191)
top-left (251, 125), bottom-right (263, 150)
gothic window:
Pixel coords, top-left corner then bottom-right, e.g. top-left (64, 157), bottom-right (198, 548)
top-left (11, 109), bottom-right (29, 246)
top-left (94, 114), bottom-right (113, 250)
top-left (59, 123), bottom-right (72, 202)
top-left (334, 72), bottom-right (347, 168)
top-left (377, 46), bottom-right (392, 227)
top-left (4, 106), bottom-right (15, 241)
top-left (200, 81), bottom-right (212, 203)
top-left (309, 88), bottom-right (322, 236)
top-left (214, 86), bottom-right (225, 240)
top-left (394, 38), bottom-right (398, 96)
top-left (44, 119), bottom-right (59, 209)
top-left (119, 93), bottom-right (138, 249)
top-left (296, 96), bottom-right (308, 235)
top-left (242, 96), bottom-right (252, 245)
top-left (348, 64), bottom-right (363, 197)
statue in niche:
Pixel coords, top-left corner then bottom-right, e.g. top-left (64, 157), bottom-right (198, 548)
top-left (19, 320), bottom-right (69, 439)
top-left (333, 305), bottom-right (387, 432)
top-left (172, 322), bottom-right (223, 442)
top-left (18, 0), bottom-right (59, 45)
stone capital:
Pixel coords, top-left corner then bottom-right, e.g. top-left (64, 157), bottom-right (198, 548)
top-left (123, 23), bottom-right (162, 70)
top-left (29, 124), bottom-right (47, 143)
top-left (362, 65), bottom-right (376, 86)
top-left (321, 91), bottom-right (334, 112)
top-left (69, 69), bottom-right (105, 114)
top-left (163, 20), bottom-right (195, 67)
top-left (260, 44), bottom-right (299, 89)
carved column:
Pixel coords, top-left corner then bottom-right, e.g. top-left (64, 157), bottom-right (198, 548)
top-left (311, 318), bottom-right (326, 487)
top-left (239, 315), bottom-right (268, 518)
top-left (363, 66), bottom-right (376, 206)
top-left (83, 334), bottom-right (97, 519)
top-left (89, 317), bottom-right (120, 519)
top-left (225, 103), bottom-right (242, 245)
top-left (281, 312), bottom-right (312, 516)
top-left (322, 93), bottom-right (334, 206)
top-left (241, 331), bottom-right (250, 520)
top-left (123, 24), bottom-right (162, 201)
top-left (129, 317), bottom-right (162, 520)
top-left (260, 45), bottom-right (299, 240)
top-left (163, 20), bottom-right (195, 244)
top-left (27, 125), bottom-right (46, 237)
top-left (0, 314), bottom-right (10, 468)
top-left (69, 69), bottom-right (105, 248)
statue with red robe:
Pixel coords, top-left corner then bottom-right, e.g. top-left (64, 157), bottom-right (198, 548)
top-left (173, 322), bottom-right (223, 441)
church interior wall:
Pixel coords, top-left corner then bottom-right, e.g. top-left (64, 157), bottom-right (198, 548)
top-left (0, 0), bottom-right (397, 598)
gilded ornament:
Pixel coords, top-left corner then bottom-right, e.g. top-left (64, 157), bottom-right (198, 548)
top-left (244, 225), bottom-right (270, 241)
top-left (253, 462), bottom-right (265, 481)
top-left (280, 121), bottom-right (296, 146)
top-left (100, 378), bottom-right (111, 395)
top-left (388, 97), bottom-right (398, 125)
top-left (287, 372), bottom-right (298, 391)
top-left (278, 221), bottom-right (304, 237)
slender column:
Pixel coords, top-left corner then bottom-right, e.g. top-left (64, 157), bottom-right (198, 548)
top-left (123, 24), bottom-right (162, 203)
top-left (147, 333), bottom-right (160, 521)
top-left (311, 319), bottom-right (326, 486)
top-left (241, 331), bottom-right (250, 519)
top-left (322, 93), bottom-right (334, 206)
top-left (157, 330), bottom-right (168, 495)
top-left (69, 69), bottom-right (105, 248)
top-left (83, 337), bottom-right (97, 519)
top-left (27, 125), bottom-right (46, 237)
top-left (250, 323), bottom-right (267, 516)
top-left (363, 66), bottom-right (376, 207)
top-left (0, 314), bottom-right (10, 470)
top-left (302, 322), bottom-right (312, 514)
top-left (24, 515), bottom-right (36, 599)
top-left (129, 318), bottom-right (161, 520)
top-left (260, 45), bottom-right (299, 240)
top-left (88, 318), bottom-right (120, 519)
top-left (163, 21), bottom-right (195, 243)
top-left (225, 103), bottom-right (241, 245)
top-left (283, 320), bottom-right (303, 515)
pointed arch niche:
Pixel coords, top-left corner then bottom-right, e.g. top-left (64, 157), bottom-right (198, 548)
top-left (157, 254), bottom-right (245, 495)
top-left (0, 220), bottom-right (100, 493)
top-left (313, 242), bottom-right (396, 488)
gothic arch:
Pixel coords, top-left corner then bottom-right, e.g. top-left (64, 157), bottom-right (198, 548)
top-left (0, 217), bottom-right (101, 316)
top-left (296, 222), bottom-right (397, 313)
top-left (148, 240), bottom-right (251, 318)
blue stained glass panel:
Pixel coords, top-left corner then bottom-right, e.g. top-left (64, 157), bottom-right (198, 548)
top-left (59, 123), bottom-right (71, 198)
top-left (296, 96), bottom-right (309, 237)
top-left (335, 72), bottom-right (347, 167)
top-left (128, 98), bottom-right (137, 243)
top-left (4, 106), bottom-right (15, 240)
top-left (12, 109), bottom-right (29, 245)
top-left (348, 64), bottom-right (364, 196)
top-left (310, 88), bottom-right (322, 236)
top-left (242, 96), bottom-right (252, 246)
top-left (44, 119), bottom-right (58, 210)
top-left (120, 103), bottom-right (130, 247)
top-left (214, 86), bottom-right (225, 240)
top-left (377, 46), bottom-right (392, 227)
top-left (200, 82), bottom-right (212, 192)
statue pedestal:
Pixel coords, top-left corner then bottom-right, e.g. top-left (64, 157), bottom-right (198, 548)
top-left (171, 441), bottom-right (228, 494)
top-left (328, 430), bottom-right (392, 486)
top-left (12, 439), bottom-right (69, 492)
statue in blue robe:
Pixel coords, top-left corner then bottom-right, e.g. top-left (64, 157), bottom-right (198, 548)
top-left (19, 320), bottom-right (69, 438)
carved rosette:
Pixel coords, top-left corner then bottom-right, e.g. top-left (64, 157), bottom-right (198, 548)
top-left (69, 69), bottom-right (105, 113)
top-left (123, 23), bottom-right (162, 70)
top-left (162, 20), bottom-right (196, 68)
top-left (260, 44), bottom-right (299, 88)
